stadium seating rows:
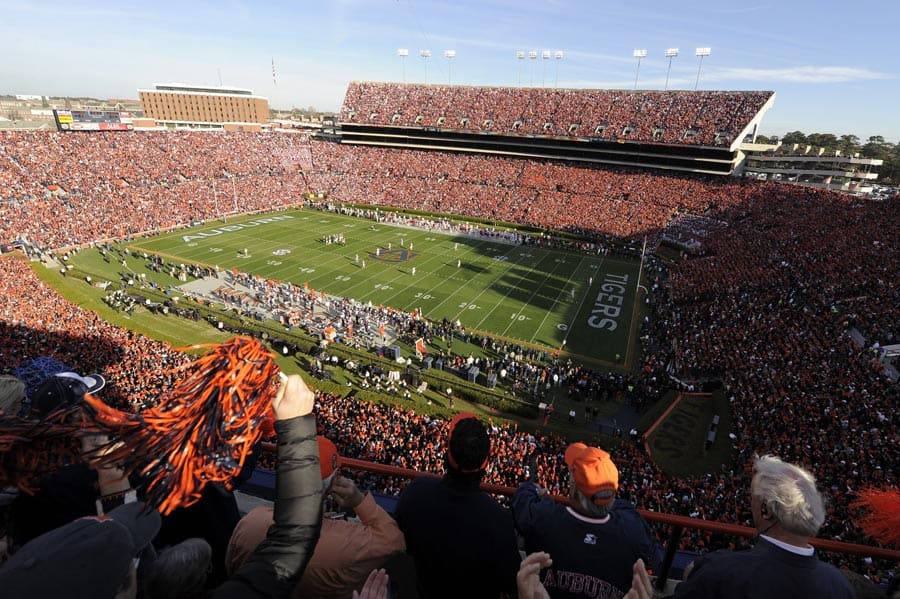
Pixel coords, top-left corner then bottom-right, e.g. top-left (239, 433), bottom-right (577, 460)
top-left (304, 142), bottom-right (763, 239)
top-left (0, 130), bottom-right (311, 249)
top-left (340, 82), bottom-right (773, 146)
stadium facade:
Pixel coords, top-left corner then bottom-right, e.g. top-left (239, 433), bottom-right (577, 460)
top-left (737, 141), bottom-right (883, 195)
top-left (329, 82), bottom-right (776, 176)
top-left (138, 83), bottom-right (269, 129)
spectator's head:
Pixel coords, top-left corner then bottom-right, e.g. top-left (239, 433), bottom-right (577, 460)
top-left (143, 537), bottom-right (212, 599)
top-left (29, 371), bottom-right (105, 417)
top-left (319, 435), bottom-right (340, 491)
top-left (445, 413), bottom-right (490, 482)
top-left (13, 356), bottom-right (69, 403)
top-left (0, 501), bottom-right (161, 599)
top-left (751, 454), bottom-right (825, 538)
top-left (565, 442), bottom-right (618, 517)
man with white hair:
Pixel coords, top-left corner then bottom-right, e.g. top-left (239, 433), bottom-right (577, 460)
top-left (672, 454), bottom-right (855, 598)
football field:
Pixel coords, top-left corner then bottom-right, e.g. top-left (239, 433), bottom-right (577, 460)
top-left (130, 208), bottom-right (643, 365)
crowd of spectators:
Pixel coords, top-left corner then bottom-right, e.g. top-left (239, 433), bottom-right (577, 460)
top-left (654, 185), bottom-right (899, 541)
top-left (0, 257), bottom-right (190, 410)
top-left (1, 127), bottom-right (897, 586)
top-left (2, 130), bottom-right (776, 249)
top-left (304, 141), bottom-right (766, 239)
top-left (2, 227), bottom-right (895, 581)
top-left (340, 82), bottom-right (772, 146)
top-left (0, 130), bottom-right (311, 249)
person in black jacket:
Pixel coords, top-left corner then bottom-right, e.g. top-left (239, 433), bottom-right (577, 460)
top-left (671, 454), bottom-right (856, 599)
top-left (211, 373), bottom-right (322, 599)
top-left (394, 412), bottom-right (520, 599)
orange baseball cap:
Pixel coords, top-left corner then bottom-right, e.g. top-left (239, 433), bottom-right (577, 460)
top-left (564, 442), bottom-right (618, 505)
top-left (318, 436), bottom-right (340, 479)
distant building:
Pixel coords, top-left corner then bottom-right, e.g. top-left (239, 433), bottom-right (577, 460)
top-left (138, 83), bottom-right (269, 128)
top-left (737, 142), bottom-right (883, 195)
top-left (107, 98), bottom-right (142, 112)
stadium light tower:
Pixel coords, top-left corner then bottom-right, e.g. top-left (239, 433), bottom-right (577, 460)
top-left (420, 49), bottom-right (432, 84)
top-left (694, 47), bottom-right (711, 90)
top-left (397, 48), bottom-right (409, 83)
top-left (516, 51), bottom-right (526, 86)
top-left (444, 50), bottom-right (456, 85)
top-left (633, 49), bottom-right (647, 89)
top-left (664, 48), bottom-right (679, 91)
top-left (554, 51), bottom-right (564, 88)
top-left (541, 50), bottom-right (551, 87)
top-left (528, 50), bottom-right (537, 86)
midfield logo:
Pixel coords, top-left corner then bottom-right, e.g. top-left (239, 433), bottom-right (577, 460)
top-left (368, 248), bottom-right (418, 263)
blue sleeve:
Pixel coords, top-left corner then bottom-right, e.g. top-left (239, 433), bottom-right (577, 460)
top-left (511, 482), bottom-right (553, 536)
top-left (614, 500), bottom-right (664, 571)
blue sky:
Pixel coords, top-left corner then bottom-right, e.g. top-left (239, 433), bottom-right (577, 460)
top-left (3, 0), bottom-right (897, 141)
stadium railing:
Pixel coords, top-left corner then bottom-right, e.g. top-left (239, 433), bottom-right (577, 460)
top-left (257, 445), bottom-right (900, 588)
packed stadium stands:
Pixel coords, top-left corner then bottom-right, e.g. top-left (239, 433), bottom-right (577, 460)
top-left (340, 82), bottom-right (773, 147)
top-left (0, 82), bottom-right (897, 593)
top-left (0, 131), bottom-right (311, 249)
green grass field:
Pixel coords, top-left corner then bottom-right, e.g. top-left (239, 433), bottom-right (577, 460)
top-left (126, 208), bottom-right (643, 365)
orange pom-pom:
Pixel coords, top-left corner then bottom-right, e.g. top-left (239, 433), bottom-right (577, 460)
top-left (851, 487), bottom-right (900, 547)
top-left (83, 336), bottom-right (281, 515)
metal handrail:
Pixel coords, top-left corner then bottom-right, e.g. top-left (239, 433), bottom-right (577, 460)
top-left (259, 445), bottom-right (900, 566)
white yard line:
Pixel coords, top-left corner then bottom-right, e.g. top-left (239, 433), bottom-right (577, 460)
top-left (529, 254), bottom-right (587, 343)
top-left (480, 249), bottom-right (564, 336)
top-left (437, 244), bottom-right (525, 324)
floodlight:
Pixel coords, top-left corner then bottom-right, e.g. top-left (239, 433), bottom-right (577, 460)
top-left (633, 49), bottom-right (648, 89)
top-left (527, 51), bottom-right (538, 86)
top-left (664, 48), bottom-right (679, 90)
top-left (539, 51), bottom-right (552, 87)
top-left (553, 51), bottom-right (564, 88)
top-left (420, 50), bottom-right (431, 84)
top-left (517, 51), bottom-right (526, 85)
top-left (444, 50), bottom-right (456, 85)
top-left (694, 47), bottom-right (711, 89)
top-left (397, 49), bottom-right (409, 83)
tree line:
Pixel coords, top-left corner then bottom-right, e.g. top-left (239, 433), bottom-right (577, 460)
top-left (756, 132), bottom-right (900, 185)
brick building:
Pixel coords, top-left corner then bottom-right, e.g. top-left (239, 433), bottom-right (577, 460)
top-left (138, 83), bottom-right (269, 127)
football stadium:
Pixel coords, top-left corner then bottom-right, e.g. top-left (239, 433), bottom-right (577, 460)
top-left (1, 78), bottom-right (898, 597)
